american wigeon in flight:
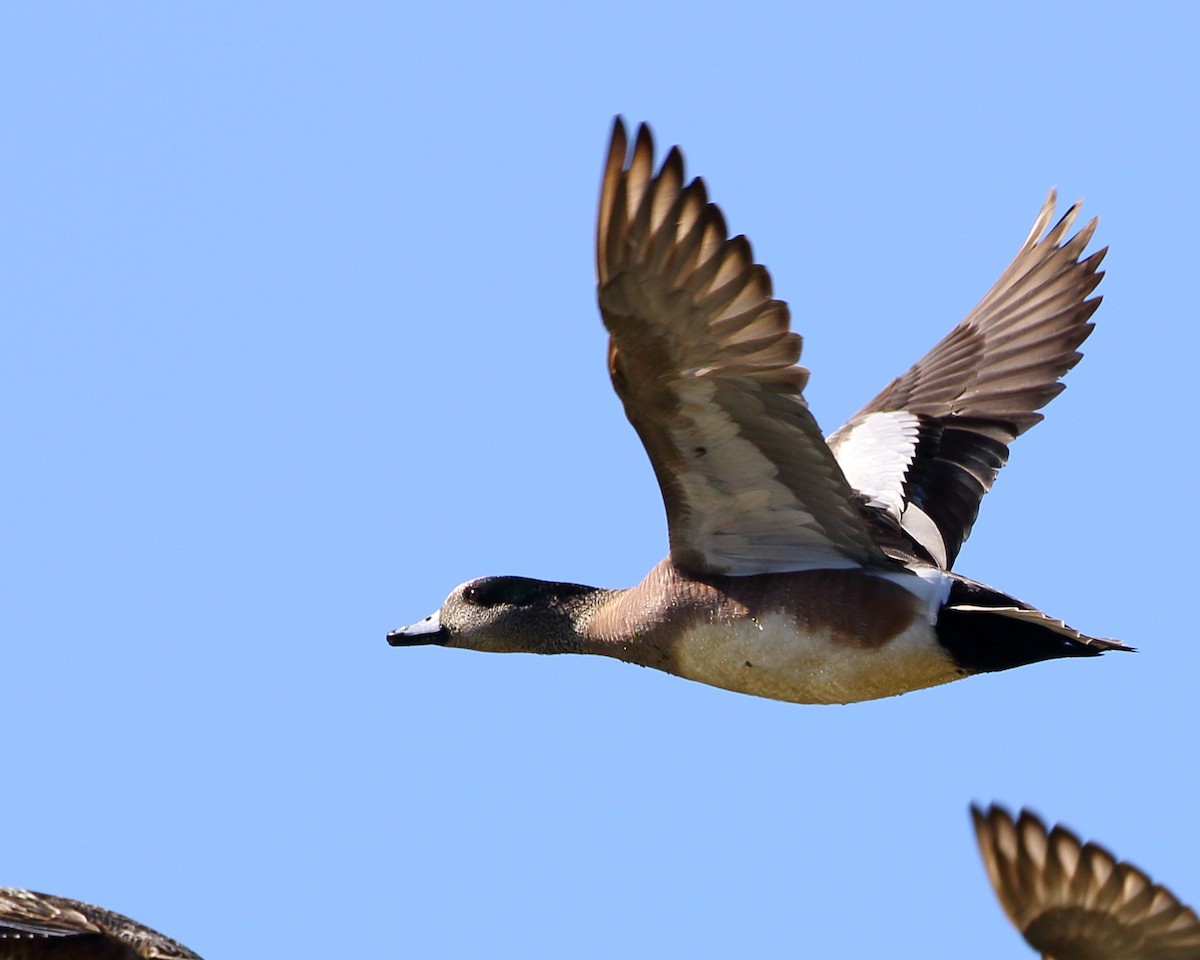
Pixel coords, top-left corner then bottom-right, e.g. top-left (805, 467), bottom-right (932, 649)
top-left (0, 887), bottom-right (201, 958)
top-left (971, 805), bottom-right (1200, 960)
top-left (389, 118), bottom-right (1129, 704)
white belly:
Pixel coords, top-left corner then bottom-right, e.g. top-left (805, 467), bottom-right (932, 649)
top-left (669, 612), bottom-right (961, 704)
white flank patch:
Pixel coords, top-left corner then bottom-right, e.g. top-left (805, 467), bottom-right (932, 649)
top-left (875, 566), bottom-right (953, 622)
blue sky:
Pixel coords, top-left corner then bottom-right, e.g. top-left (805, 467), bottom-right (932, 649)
top-left (2, 3), bottom-right (1196, 957)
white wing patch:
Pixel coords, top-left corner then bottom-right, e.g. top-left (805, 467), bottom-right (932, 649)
top-left (831, 410), bottom-right (950, 567)
top-left (831, 410), bottom-right (921, 519)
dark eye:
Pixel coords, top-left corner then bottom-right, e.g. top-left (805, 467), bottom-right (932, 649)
top-left (461, 577), bottom-right (548, 608)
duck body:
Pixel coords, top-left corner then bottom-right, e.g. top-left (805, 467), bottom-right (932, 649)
top-left (392, 558), bottom-right (1120, 705)
top-left (389, 117), bottom-right (1129, 703)
top-left (586, 559), bottom-right (954, 704)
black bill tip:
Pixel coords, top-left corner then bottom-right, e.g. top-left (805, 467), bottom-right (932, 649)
top-left (387, 611), bottom-right (447, 646)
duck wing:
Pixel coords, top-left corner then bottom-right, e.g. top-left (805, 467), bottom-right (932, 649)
top-left (971, 805), bottom-right (1200, 960)
top-left (828, 195), bottom-right (1104, 568)
top-left (0, 887), bottom-right (201, 959)
top-left (596, 118), bottom-right (887, 576)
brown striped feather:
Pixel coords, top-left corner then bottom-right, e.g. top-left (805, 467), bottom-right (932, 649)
top-left (972, 806), bottom-right (1200, 960)
top-left (0, 889), bottom-right (201, 959)
top-left (597, 118), bottom-right (886, 576)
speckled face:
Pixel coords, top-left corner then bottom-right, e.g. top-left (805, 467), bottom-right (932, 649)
top-left (436, 578), bottom-right (547, 653)
top-left (389, 577), bottom-right (598, 655)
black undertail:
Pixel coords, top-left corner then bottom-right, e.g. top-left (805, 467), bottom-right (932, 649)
top-left (935, 577), bottom-right (1105, 674)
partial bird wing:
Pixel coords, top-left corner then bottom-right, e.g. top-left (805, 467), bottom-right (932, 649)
top-left (596, 118), bottom-right (887, 576)
top-left (828, 195), bottom-right (1104, 569)
top-left (971, 805), bottom-right (1200, 960)
top-left (0, 888), bottom-right (202, 959)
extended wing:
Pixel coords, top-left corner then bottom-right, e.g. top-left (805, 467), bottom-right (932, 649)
top-left (597, 119), bottom-right (886, 576)
top-left (971, 805), bottom-right (1200, 960)
top-left (828, 195), bottom-right (1104, 568)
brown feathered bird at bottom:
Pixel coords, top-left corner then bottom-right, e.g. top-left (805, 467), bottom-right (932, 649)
top-left (0, 888), bottom-right (200, 959)
top-left (389, 117), bottom-right (1130, 705)
top-left (971, 804), bottom-right (1200, 960)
